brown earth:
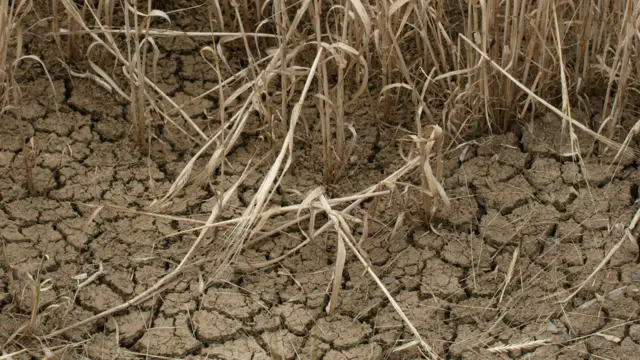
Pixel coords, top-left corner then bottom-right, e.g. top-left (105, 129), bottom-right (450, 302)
top-left (2, 4), bottom-right (640, 360)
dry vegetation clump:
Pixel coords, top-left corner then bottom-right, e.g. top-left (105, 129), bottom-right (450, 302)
top-left (1, 0), bottom-right (640, 358)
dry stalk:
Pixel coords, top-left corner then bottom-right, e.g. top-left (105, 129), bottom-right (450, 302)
top-left (314, 0), bottom-right (332, 183)
top-left (600, 0), bottom-right (637, 140)
top-left (412, 125), bottom-right (447, 224)
top-left (58, 27), bottom-right (280, 38)
top-left (0, 0), bottom-right (32, 114)
top-left (233, 190), bottom-right (389, 272)
top-left (58, 0), bottom-right (208, 143)
top-left (487, 338), bottom-right (551, 353)
top-left (28, 254), bottom-right (50, 329)
top-left (461, 34), bottom-right (636, 158)
top-left (317, 194), bottom-right (440, 359)
top-left (122, 0), bottom-right (165, 155)
top-left (21, 132), bottom-right (37, 196)
top-left (219, 47), bottom-right (324, 277)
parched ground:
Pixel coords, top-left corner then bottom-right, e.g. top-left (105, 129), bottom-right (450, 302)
top-left (2, 5), bottom-right (640, 360)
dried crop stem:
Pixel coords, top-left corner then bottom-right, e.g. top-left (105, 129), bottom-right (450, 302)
top-left (13, 0), bottom-right (640, 358)
top-left (0, 0), bottom-right (31, 114)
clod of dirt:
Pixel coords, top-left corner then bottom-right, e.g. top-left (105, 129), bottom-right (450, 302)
top-left (3, 244), bottom-right (40, 271)
top-left (88, 333), bottom-right (134, 360)
top-left (585, 333), bottom-right (621, 356)
top-left (0, 151), bottom-right (14, 166)
top-left (296, 339), bottom-right (331, 359)
top-left (619, 266), bottom-right (640, 287)
top-left (40, 239), bottom-right (79, 266)
top-left (57, 218), bottom-right (94, 250)
top-left (242, 271), bottom-right (289, 306)
top-left (67, 79), bottom-right (126, 119)
top-left (324, 343), bottom-right (383, 360)
top-left (561, 161), bottom-right (584, 186)
top-left (630, 324), bottom-right (640, 343)
top-left (539, 182), bottom-right (578, 210)
top-left (477, 174), bottom-right (535, 214)
top-left (5, 197), bottom-right (75, 223)
top-left (45, 307), bottom-right (97, 342)
top-left (450, 297), bottom-right (498, 324)
top-left (600, 319), bottom-right (627, 341)
top-left (78, 284), bottom-right (123, 313)
top-left (561, 306), bottom-right (606, 336)
top-left (103, 270), bottom-right (135, 297)
top-left (338, 287), bottom-right (382, 321)
top-left (525, 344), bottom-right (563, 360)
top-left (413, 229), bottom-right (451, 252)
top-left (521, 112), bottom-right (592, 157)
top-left (21, 223), bottom-right (62, 244)
top-left (36, 111), bottom-right (91, 137)
top-left (483, 201), bottom-right (561, 245)
top-left (388, 246), bottom-right (429, 281)
top-left (280, 239), bottom-right (331, 272)
top-left (261, 329), bottom-right (305, 360)
top-left (581, 161), bottom-right (622, 186)
top-left (106, 310), bottom-right (152, 346)
top-left (591, 337), bottom-right (640, 359)
top-left (441, 232), bottom-right (495, 269)
top-left (9, 156), bottom-right (57, 195)
top-left (273, 303), bottom-right (321, 336)
top-left (475, 133), bottom-right (529, 169)
top-left (445, 156), bottom-right (517, 189)
top-left (602, 291), bottom-right (640, 320)
top-left (92, 117), bottom-right (126, 141)
top-left (1, 223), bottom-right (25, 242)
top-left (434, 187), bottom-right (478, 228)
top-left (21, 78), bottom-right (67, 110)
top-left (608, 237), bottom-right (639, 267)
top-left (202, 287), bottom-right (262, 321)
top-left (337, 263), bottom-right (387, 319)
top-left (193, 310), bottom-right (242, 342)
top-left (555, 243), bottom-right (585, 266)
top-left (360, 235), bottom-right (391, 266)
top-left (52, 165), bottom-right (112, 202)
top-left (0, 115), bottom-right (30, 152)
top-left (180, 54), bottom-right (219, 81)
top-left (311, 314), bottom-right (372, 349)
top-left (280, 268), bottom-right (332, 307)
top-left (70, 125), bottom-right (95, 144)
top-left (488, 324), bottom-right (537, 358)
top-left (249, 311), bottom-right (282, 333)
top-left (420, 258), bottom-right (464, 300)
top-left (201, 336), bottom-right (270, 360)
top-left (133, 264), bottom-right (168, 289)
top-left (555, 218), bottom-right (583, 243)
top-left (583, 227), bottom-right (639, 267)
top-left (449, 323), bottom-right (504, 359)
top-left (480, 209), bottom-right (515, 246)
top-left (509, 202), bottom-right (562, 236)
top-left (375, 291), bottom-right (453, 356)
top-left (526, 157), bottom-right (562, 187)
top-left (160, 292), bottom-right (197, 316)
top-left (568, 187), bottom-right (613, 230)
top-left (135, 314), bottom-right (202, 356)
top-left (500, 289), bottom-right (561, 326)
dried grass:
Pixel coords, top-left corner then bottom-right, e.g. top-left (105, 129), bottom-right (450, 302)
top-left (3, 0), bottom-right (640, 359)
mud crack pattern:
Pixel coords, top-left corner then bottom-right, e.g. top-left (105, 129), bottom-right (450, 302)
top-left (2, 5), bottom-right (640, 360)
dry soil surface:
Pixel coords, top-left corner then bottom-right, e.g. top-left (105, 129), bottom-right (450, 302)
top-left (2, 4), bottom-right (640, 360)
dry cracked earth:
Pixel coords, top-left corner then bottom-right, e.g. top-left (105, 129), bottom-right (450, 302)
top-left (3, 5), bottom-right (640, 360)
